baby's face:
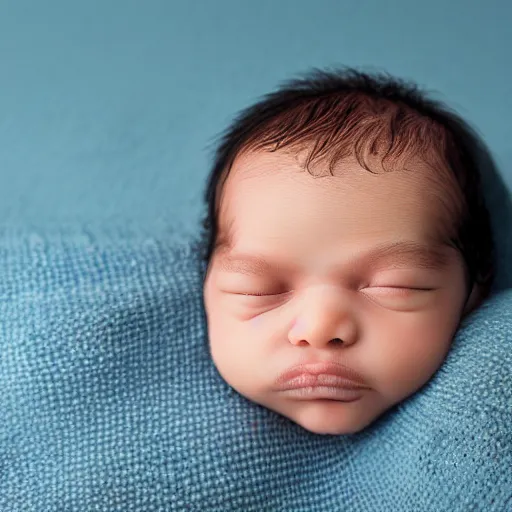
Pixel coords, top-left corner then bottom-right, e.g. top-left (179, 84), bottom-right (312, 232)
top-left (203, 149), bottom-right (469, 435)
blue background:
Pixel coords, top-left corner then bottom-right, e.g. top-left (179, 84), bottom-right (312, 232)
top-left (0, 0), bottom-right (510, 236)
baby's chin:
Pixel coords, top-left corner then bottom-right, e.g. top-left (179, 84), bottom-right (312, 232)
top-left (261, 395), bottom-right (385, 436)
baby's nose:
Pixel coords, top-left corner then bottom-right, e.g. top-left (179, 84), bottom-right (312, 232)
top-left (287, 291), bottom-right (358, 348)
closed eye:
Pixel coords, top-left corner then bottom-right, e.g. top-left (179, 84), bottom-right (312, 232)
top-left (237, 290), bottom-right (290, 297)
top-left (230, 286), bottom-right (435, 297)
top-left (359, 286), bottom-right (436, 300)
top-left (366, 286), bottom-right (434, 291)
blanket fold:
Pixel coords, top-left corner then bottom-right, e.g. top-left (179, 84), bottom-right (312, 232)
top-left (1, 225), bottom-right (511, 511)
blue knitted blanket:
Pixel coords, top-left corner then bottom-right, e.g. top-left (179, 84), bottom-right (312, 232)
top-left (1, 224), bottom-right (511, 511)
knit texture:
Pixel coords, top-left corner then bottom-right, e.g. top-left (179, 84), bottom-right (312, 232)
top-left (1, 224), bottom-right (511, 511)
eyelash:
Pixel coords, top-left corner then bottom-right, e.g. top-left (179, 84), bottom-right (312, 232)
top-left (366, 286), bottom-right (434, 291)
top-left (239, 291), bottom-right (288, 297)
top-left (238, 286), bottom-right (434, 297)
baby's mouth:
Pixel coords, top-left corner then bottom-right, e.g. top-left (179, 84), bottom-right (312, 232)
top-left (275, 373), bottom-right (366, 401)
top-left (273, 361), bottom-right (370, 401)
top-left (279, 386), bottom-right (364, 401)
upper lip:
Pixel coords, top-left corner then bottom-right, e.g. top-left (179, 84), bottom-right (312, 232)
top-left (274, 361), bottom-right (369, 390)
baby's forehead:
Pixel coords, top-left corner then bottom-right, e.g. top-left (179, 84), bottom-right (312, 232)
top-left (225, 148), bottom-right (458, 209)
top-left (217, 149), bottom-right (462, 249)
top-left (227, 147), bottom-right (455, 192)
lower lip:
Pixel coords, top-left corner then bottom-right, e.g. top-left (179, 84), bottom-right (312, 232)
top-left (279, 386), bottom-right (364, 401)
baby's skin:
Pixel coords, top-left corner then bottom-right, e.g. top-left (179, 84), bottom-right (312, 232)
top-left (203, 148), bottom-right (474, 435)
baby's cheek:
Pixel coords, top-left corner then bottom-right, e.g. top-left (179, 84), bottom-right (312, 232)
top-left (373, 327), bottom-right (452, 400)
top-left (250, 316), bottom-right (264, 329)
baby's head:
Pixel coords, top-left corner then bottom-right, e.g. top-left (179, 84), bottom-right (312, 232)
top-left (199, 67), bottom-right (495, 435)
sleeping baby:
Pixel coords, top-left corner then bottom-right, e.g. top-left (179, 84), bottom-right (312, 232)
top-left (199, 66), bottom-right (495, 435)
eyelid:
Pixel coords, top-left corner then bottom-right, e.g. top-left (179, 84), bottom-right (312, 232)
top-left (359, 286), bottom-right (435, 306)
top-left (238, 290), bottom-right (291, 297)
top-left (367, 285), bottom-right (434, 290)
top-left (361, 285), bottom-right (435, 292)
top-left (364, 271), bottom-right (439, 290)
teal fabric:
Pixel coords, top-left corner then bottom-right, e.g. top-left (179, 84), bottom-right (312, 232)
top-left (1, 225), bottom-right (511, 511)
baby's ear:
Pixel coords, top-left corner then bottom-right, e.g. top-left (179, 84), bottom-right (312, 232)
top-left (462, 284), bottom-right (481, 317)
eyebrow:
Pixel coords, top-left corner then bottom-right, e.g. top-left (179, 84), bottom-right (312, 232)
top-left (216, 241), bottom-right (453, 277)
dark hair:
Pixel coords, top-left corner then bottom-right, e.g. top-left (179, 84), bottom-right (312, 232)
top-left (197, 65), bottom-right (495, 306)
